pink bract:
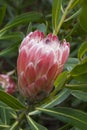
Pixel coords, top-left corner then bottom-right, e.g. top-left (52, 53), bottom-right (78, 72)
top-left (17, 30), bottom-right (70, 101)
top-left (0, 74), bottom-right (16, 94)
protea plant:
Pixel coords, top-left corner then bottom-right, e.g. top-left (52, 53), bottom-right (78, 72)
top-left (17, 30), bottom-right (70, 101)
top-left (0, 74), bottom-right (16, 94)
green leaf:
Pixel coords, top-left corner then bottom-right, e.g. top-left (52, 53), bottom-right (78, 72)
top-left (64, 9), bottom-right (81, 22)
top-left (52, 0), bottom-right (62, 30)
top-left (37, 23), bottom-right (46, 34)
top-left (29, 89), bottom-right (70, 116)
top-left (27, 115), bottom-right (47, 130)
top-left (70, 62), bottom-right (87, 76)
top-left (0, 125), bottom-right (10, 129)
top-left (9, 121), bottom-right (18, 130)
top-left (0, 12), bottom-right (42, 34)
top-left (65, 83), bottom-right (87, 92)
top-left (37, 107), bottom-right (87, 130)
top-left (0, 108), bottom-right (8, 125)
top-left (0, 101), bottom-right (13, 110)
top-left (81, 57), bottom-right (87, 64)
top-left (70, 61), bottom-right (87, 83)
top-left (79, 0), bottom-right (87, 32)
top-left (72, 73), bottom-right (87, 83)
top-left (26, 22), bottom-right (32, 35)
top-left (78, 41), bottom-right (87, 60)
top-left (69, 0), bottom-right (80, 9)
top-left (0, 90), bottom-right (26, 110)
top-left (65, 58), bottom-right (79, 71)
top-left (0, 6), bottom-right (6, 25)
top-left (43, 89), bottom-right (70, 109)
top-left (54, 71), bottom-right (68, 92)
top-left (0, 32), bottom-right (24, 41)
top-left (72, 90), bottom-right (87, 102)
top-left (0, 43), bottom-right (18, 56)
top-left (58, 124), bottom-right (71, 130)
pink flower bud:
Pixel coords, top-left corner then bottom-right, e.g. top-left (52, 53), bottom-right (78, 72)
top-left (0, 74), bottom-right (16, 94)
top-left (17, 30), bottom-right (70, 101)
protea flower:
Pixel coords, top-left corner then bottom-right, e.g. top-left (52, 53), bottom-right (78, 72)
top-left (17, 30), bottom-right (70, 101)
top-left (0, 74), bottom-right (16, 94)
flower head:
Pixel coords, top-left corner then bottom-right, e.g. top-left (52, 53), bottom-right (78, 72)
top-left (0, 74), bottom-right (16, 94)
top-left (17, 30), bottom-right (70, 101)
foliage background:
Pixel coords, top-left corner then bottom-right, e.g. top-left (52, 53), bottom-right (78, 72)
top-left (0, 0), bottom-right (87, 130)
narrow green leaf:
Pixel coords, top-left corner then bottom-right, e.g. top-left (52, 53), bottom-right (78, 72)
top-left (27, 115), bottom-right (47, 130)
top-left (0, 6), bottom-right (6, 25)
top-left (10, 121), bottom-right (18, 130)
top-left (0, 43), bottom-right (18, 56)
top-left (0, 90), bottom-right (26, 110)
top-left (43, 89), bottom-right (70, 109)
top-left (0, 32), bottom-right (24, 41)
top-left (29, 89), bottom-right (70, 116)
top-left (52, 0), bottom-right (62, 30)
top-left (0, 125), bottom-right (10, 129)
top-left (37, 107), bottom-right (87, 130)
top-left (26, 22), bottom-right (32, 35)
top-left (0, 101), bottom-right (13, 110)
top-left (79, 0), bottom-right (87, 32)
top-left (72, 90), bottom-right (87, 102)
top-left (65, 83), bottom-right (87, 92)
top-left (0, 12), bottom-right (42, 34)
top-left (69, 0), bottom-right (80, 9)
top-left (78, 41), bottom-right (87, 60)
top-left (64, 9), bottom-right (81, 22)
top-left (58, 124), bottom-right (71, 130)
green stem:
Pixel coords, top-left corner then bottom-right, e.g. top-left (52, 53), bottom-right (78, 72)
top-left (10, 121), bottom-right (19, 130)
top-left (54, 0), bottom-right (75, 35)
top-left (10, 111), bottom-right (26, 130)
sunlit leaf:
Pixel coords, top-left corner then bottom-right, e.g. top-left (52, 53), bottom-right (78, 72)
top-left (52, 0), bottom-right (62, 31)
top-left (54, 71), bottom-right (68, 92)
top-left (65, 83), bottom-right (87, 92)
top-left (0, 125), bottom-right (10, 129)
top-left (70, 0), bottom-right (80, 9)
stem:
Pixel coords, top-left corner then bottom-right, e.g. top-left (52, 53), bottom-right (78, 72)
top-left (10, 111), bottom-right (26, 130)
top-left (10, 121), bottom-right (19, 130)
top-left (54, 0), bottom-right (75, 35)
